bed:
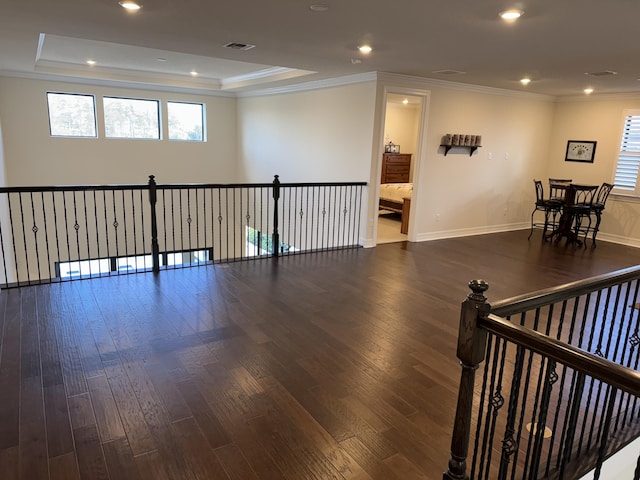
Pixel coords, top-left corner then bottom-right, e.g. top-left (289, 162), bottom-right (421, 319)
top-left (379, 153), bottom-right (412, 234)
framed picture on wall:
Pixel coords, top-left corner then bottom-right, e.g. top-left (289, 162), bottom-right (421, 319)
top-left (565, 140), bottom-right (597, 163)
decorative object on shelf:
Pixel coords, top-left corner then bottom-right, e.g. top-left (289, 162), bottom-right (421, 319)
top-left (440, 133), bottom-right (482, 156)
top-left (565, 140), bottom-right (596, 163)
top-left (385, 142), bottom-right (401, 153)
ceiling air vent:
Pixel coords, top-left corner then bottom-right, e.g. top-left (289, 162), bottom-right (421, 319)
top-left (432, 69), bottom-right (466, 75)
top-left (224, 42), bottom-right (256, 51)
top-left (585, 70), bottom-right (617, 77)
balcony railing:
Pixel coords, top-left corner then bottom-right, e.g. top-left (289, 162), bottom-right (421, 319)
top-left (444, 266), bottom-right (640, 480)
top-left (0, 175), bottom-right (367, 288)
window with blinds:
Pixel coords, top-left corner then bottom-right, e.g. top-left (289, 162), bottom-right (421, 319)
top-left (614, 111), bottom-right (640, 194)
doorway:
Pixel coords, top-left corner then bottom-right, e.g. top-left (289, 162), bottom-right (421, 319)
top-left (376, 92), bottom-right (424, 244)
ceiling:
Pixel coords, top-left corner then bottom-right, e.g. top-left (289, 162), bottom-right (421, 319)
top-left (2, 0), bottom-right (640, 97)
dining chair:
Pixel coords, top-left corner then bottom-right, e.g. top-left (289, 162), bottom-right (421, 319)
top-left (565, 184), bottom-right (599, 246)
top-left (548, 178), bottom-right (572, 202)
top-left (586, 182), bottom-right (614, 246)
top-left (528, 179), bottom-right (563, 240)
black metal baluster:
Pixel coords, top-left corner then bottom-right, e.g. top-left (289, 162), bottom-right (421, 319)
top-left (477, 334), bottom-right (499, 480)
top-left (101, 191), bottom-right (110, 276)
top-left (0, 194), bottom-right (9, 288)
top-left (558, 370), bottom-right (586, 478)
top-left (355, 185), bottom-right (363, 247)
top-left (225, 188), bottom-right (230, 261)
top-left (170, 189), bottom-right (177, 269)
top-left (217, 188), bottom-right (222, 262)
top-left (111, 190), bottom-right (120, 274)
top-left (72, 191), bottom-right (82, 277)
top-left (578, 290), bottom-right (603, 454)
top-left (140, 189), bottom-right (147, 269)
top-left (592, 387), bottom-right (618, 480)
top-left (310, 186), bottom-right (315, 252)
top-left (529, 359), bottom-right (558, 479)
top-left (82, 191), bottom-right (92, 278)
top-left (202, 187), bottom-right (208, 262)
top-left (196, 187), bottom-right (201, 264)
top-left (29, 192), bottom-right (42, 283)
top-left (92, 191), bottom-right (100, 277)
top-left (232, 187), bottom-right (237, 260)
top-left (6, 194), bottom-right (20, 286)
top-left (61, 192), bottom-right (73, 281)
top-left (470, 336), bottom-right (492, 480)
top-left (209, 187), bottom-right (215, 262)
top-left (121, 190), bottom-right (130, 271)
top-left (130, 190), bottom-right (138, 270)
top-left (347, 185), bottom-right (354, 247)
top-left (18, 192), bottom-right (32, 285)
top-left (341, 187), bottom-right (348, 249)
top-left (520, 309), bottom-right (544, 480)
top-left (322, 186), bottom-right (328, 251)
top-left (483, 338), bottom-right (508, 480)
top-left (498, 344), bottom-right (525, 480)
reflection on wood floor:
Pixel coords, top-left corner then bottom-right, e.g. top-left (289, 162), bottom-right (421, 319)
top-left (0, 230), bottom-right (638, 479)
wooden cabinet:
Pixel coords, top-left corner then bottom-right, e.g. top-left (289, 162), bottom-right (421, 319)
top-left (381, 153), bottom-right (411, 183)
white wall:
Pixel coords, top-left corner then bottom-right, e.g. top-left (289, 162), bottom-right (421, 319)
top-left (384, 102), bottom-right (420, 159)
top-left (417, 86), bottom-right (555, 239)
top-left (549, 95), bottom-right (640, 245)
top-left (236, 81), bottom-right (377, 183)
top-left (0, 111), bottom-right (6, 187)
top-left (0, 76), bottom-right (238, 186)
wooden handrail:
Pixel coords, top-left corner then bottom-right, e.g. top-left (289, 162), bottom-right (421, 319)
top-left (491, 265), bottom-right (640, 317)
top-left (482, 313), bottom-right (640, 397)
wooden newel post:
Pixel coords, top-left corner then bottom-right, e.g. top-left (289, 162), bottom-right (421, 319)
top-left (272, 175), bottom-right (280, 257)
top-left (148, 175), bottom-right (160, 273)
top-left (443, 279), bottom-right (490, 480)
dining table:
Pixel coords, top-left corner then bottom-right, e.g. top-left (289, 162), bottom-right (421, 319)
top-left (544, 182), bottom-right (599, 246)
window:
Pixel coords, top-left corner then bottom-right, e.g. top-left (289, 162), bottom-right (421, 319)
top-left (47, 92), bottom-right (97, 137)
top-left (614, 110), bottom-right (640, 195)
top-left (168, 101), bottom-right (205, 141)
top-left (104, 97), bottom-right (160, 139)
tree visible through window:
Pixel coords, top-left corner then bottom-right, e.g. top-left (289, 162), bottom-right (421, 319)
top-left (168, 101), bottom-right (204, 141)
top-left (47, 92), bottom-right (97, 137)
top-left (104, 97), bottom-right (160, 139)
top-left (614, 110), bottom-right (640, 196)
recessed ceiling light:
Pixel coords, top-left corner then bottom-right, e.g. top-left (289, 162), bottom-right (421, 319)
top-left (584, 87), bottom-right (594, 94)
top-left (309, 4), bottom-right (329, 12)
top-left (156, 57), bottom-right (167, 62)
top-left (358, 45), bottom-right (373, 54)
top-left (190, 70), bottom-right (198, 76)
top-left (402, 99), bottom-right (409, 105)
top-left (499, 9), bottom-right (524, 20)
top-left (86, 60), bottom-right (96, 66)
top-left (520, 77), bottom-right (531, 85)
top-left (119, 1), bottom-right (142, 10)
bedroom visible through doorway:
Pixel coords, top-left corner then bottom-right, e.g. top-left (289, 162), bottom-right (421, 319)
top-left (377, 93), bottom-right (423, 244)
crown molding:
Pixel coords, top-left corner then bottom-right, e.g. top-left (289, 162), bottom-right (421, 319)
top-left (235, 72), bottom-right (379, 97)
top-left (376, 72), bottom-right (557, 101)
top-left (0, 69), bottom-right (236, 98)
top-left (556, 91), bottom-right (640, 103)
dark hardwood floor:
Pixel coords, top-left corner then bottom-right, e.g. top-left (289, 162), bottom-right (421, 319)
top-left (1, 230), bottom-right (639, 480)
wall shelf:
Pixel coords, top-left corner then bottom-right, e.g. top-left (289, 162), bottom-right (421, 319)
top-left (441, 145), bottom-right (481, 157)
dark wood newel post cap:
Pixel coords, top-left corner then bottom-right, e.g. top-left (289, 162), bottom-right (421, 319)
top-left (467, 279), bottom-right (489, 300)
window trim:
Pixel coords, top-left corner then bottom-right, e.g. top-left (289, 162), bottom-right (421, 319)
top-left (46, 92), bottom-right (98, 138)
top-left (613, 109), bottom-right (640, 197)
top-left (167, 101), bottom-right (206, 142)
top-left (103, 95), bottom-right (162, 140)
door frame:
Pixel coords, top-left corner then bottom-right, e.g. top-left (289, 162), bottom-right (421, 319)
top-left (372, 84), bottom-right (431, 245)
